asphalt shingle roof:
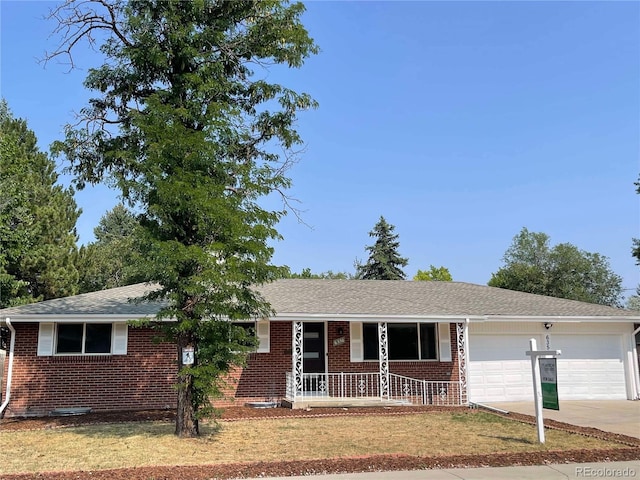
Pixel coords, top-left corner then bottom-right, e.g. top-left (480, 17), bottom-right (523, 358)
top-left (0, 279), bottom-right (637, 320)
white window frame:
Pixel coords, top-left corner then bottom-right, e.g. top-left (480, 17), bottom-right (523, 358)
top-left (359, 322), bottom-right (441, 362)
top-left (231, 320), bottom-right (270, 353)
top-left (37, 322), bottom-right (128, 356)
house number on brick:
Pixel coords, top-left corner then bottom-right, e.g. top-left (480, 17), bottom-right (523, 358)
top-left (182, 346), bottom-right (195, 365)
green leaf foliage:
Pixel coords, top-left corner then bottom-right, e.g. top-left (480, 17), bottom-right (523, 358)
top-left (76, 204), bottom-right (146, 293)
top-left (285, 267), bottom-right (353, 279)
top-left (48, 0), bottom-right (317, 436)
top-left (356, 216), bottom-right (408, 280)
top-left (413, 266), bottom-right (453, 282)
top-left (626, 286), bottom-right (640, 311)
top-left (488, 227), bottom-right (623, 307)
top-left (0, 100), bottom-right (80, 308)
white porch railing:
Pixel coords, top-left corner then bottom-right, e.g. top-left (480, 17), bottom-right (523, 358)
top-left (285, 372), bottom-right (464, 406)
top-left (388, 373), bottom-right (462, 406)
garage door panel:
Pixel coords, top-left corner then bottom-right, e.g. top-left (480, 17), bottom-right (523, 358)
top-left (469, 335), bottom-right (533, 402)
top-left (552, 335), bottom-right (621, 360)
top-left (470, 333), bottom-right (627, 403)
top-left (485, 375), bottom-right (506, 384)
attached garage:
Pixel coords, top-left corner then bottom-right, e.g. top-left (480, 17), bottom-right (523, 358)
top-left (468, 322), bottom-right (632, 403)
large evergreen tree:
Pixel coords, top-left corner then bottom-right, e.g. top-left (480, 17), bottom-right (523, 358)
top-left (77, 204), bottom-right (145, 293)
top-left (0, 100), bottom-right (80, 308)
top-left (48, 0), bottom-right (317, 436)
top-left (489, 228), bottom-right (623, 307)
top-left (356, 216), bottom-right (408, 280)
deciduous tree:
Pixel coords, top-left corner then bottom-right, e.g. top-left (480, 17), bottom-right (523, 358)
top-left (488, 228), bottom-right (623, 306)
top-left (48, 0), bottom-right (317, 436)
top-left (356, 216), bottom-right (408, 280)
top-left (413, 266), bottom-right (452, 282)
top-left (626, 286), bottom-right (640, 311)
top-left (286, 267), bottom-right (353, 279)
top-left (0, 100), bottom-right (80, 308)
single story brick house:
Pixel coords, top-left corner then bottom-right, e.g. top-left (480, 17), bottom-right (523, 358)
top-left (1, 279), bottom-right (639, 417)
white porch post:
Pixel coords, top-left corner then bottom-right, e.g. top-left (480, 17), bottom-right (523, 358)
top-left (456, 321), bottom-right (469, 405)
top-left (378, 322), bottom-right (389, 399)
top-left (293, 321), bottom-right (303, 397)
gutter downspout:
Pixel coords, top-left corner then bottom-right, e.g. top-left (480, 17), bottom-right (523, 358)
top-left (632, 325), bottom-right (640, 400)
top-left (0, 318), bottom-right (15, 418)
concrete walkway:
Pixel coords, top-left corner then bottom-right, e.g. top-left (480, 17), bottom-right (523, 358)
top-left (247, 461), bottom-right (640, 480)
top-left (485, 400), bottom-right (640, 439)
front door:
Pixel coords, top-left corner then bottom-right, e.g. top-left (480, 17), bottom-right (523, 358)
top-left (303, 322), bottom-right (326, 374)
top-left (303, 322), bottom-right (326, 394)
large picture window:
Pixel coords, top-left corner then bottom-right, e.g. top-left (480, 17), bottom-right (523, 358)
top-left (362, 323), bottom-right (438, 361)
top-left (56, 323), bottom-right (113, 354)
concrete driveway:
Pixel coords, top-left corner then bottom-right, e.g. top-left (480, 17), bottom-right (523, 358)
top-left (485, 400), bottom-right (640, 438)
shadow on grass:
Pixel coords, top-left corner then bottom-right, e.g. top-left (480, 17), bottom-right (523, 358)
top-left (478, 434), bottom-right (535, 445)
top-left (69, 421), bottom-right (223, 440)
top-left (450, 412), bottom-right (512, 424)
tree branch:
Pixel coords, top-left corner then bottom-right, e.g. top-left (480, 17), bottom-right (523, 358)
top-left (42, 0), bottom-right (131, 71)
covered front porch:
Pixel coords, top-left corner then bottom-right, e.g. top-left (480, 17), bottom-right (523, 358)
top-left (282, 319), bottom-right (469, 408)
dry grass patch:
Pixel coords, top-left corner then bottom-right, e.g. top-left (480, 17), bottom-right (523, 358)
top-left (0, 412), bottom-right (623, 475)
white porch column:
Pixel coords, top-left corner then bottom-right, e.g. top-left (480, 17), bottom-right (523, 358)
top-left (456, 321), bottom-right (469, 405)
top-left (378, 322), bottom-right (389, 399)
top-left (293, 321), bottom-right (303, 397)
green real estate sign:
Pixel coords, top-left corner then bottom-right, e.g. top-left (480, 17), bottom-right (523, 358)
top-left (539, 358), bottom-right (559, 410)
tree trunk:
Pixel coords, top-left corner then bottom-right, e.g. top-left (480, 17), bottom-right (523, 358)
top-left (175, 340), bottom-right (199, 437)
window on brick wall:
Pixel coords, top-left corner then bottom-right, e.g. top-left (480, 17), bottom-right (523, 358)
top-left (362, 323), bottom-right (438, 361)
top-left (56, 323), bottom-right (113, 354)
top-left (0, 326), bottom-right (9, 350)
top-left (232, 320), bottom-right (270, 353)
top-left (232, 322), bottom-right (257, 349)
top-left (37, 322), bottom-right (127, 356)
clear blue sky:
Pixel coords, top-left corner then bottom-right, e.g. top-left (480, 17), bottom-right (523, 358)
top-left (1, 1), bottom-right (639, 295)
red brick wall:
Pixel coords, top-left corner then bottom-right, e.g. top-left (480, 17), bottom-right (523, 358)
top-left (214, 321), bottom-right (293, 407)
top-left (4, 321), bottom-right (462, 415)
top-left (4, 323), bottom-right (177, 417)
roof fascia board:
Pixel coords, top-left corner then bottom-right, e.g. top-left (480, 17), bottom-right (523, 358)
top-left (480, 315), bottom-right (640, 323)
top-left (270, 313), bottom-right (485, 322)
top-left (2, 314), bottom-right (158, 323)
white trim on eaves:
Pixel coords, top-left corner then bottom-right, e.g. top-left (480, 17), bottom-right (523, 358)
top-left (3, 314), bottom-right (160, 323)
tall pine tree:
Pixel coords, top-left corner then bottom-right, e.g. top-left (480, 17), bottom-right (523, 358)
top-left (356, 216), bottom-right (408, 280)
top-left (0, 100), bottom-right (80, 307)
top-left (48, 0), bottom-right (317, 436)
top-left (76, 204), bottom-right (145, 293)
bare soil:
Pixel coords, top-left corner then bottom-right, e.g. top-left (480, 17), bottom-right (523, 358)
top-left (1, 405), bottom-right (639, 480)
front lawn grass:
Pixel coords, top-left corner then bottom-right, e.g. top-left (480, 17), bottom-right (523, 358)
top-left (0, 411), bottom-right (624, 475)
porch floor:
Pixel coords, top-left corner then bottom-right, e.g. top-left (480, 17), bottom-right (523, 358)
top-left (282, 397), bottom-right (413, 410)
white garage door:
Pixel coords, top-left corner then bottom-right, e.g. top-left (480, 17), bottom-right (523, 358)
top-left (469, 334), bottom-right (627, 403)
top-left (553, 334), bottom-right (626, 400)
top-left (469, 335), bottom-right (533, 403)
